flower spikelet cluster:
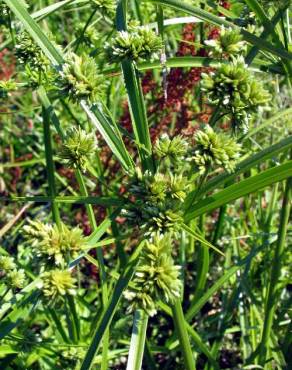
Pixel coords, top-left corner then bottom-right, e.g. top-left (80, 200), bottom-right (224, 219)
top-left (91, 0), bottom-right (116, 16)
top-left (192, 125), bottom-right (241, 173)
top-left (40, 269), bottom-right (76, 301)
top-left (123, 168), bottom-right (188, 235)
top-left (76, 24), bottom-right (99, 48)
top-left (0, 255), bottom-right (26, 290)
top-left (15, 31), bottom-right (49, 71)
top-left (154, 134), bottom-right (188, 166)
top-left (105, 25), bottom-right (163, 63)
top-left (201, 57), bottom-right (271, 131)
top-left (59, 52), bottom-right (105, 103)
top-left (124, 235), bottom-right (181, 316)
top-left (205, 26), bottom-right (247, 58)
top-left (23, 220), bottom-right (87, 266)
top-left (0, 80), bottom-right (17, 100)
top-left (59, 126), bottom-right (97, 170)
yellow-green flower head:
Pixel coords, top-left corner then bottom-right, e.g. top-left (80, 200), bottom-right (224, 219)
top-left (124, 235), bottom-right (181, 316)
top-left (105, 25), bottom-right (163, 63)
top-left (76, 24), bottom-right (99, 48)
top-left (41, 269), bottom-right (76, 301)
top-left (192, 125), bottom-right (241, 174)
top-left (124, 169), bottom-right (186, 236)
top-left (15, 31), bottom-right (49, 70)
top-left (59, 126), bottom-right (96, 170)
top-left (23, 220), bottom-right (87, 266)
top-left (6, 269), bottom-right (26, 290)
top-left (0, 255), bottom-right (16, 272)
top-left (154, 134), bottom-right (189, 164)
top-left (90, 0), bottom-right (116, 16)
top-left (201, 56), bottom-right (271, 131)
top-left (205, 26), bottom-right (247, 58)
top-left (59, 52), bottom-right (105, 104)
top-left (0, 80), bottom-right (17, 100)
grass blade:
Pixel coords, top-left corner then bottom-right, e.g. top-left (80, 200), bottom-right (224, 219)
top-left (185, 161), bottom-right (292, 221)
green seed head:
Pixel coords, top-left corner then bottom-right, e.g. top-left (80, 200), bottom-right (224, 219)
top-left (201, 56), bottom-right (271, 131)
top-left (205, 26), bottom-right (247, 58)
top-left (6, 269), bottom-right (26, 290)
top-left (192, 125), bottom-right (241, 173)
top-left (124, 235), bottom-right (181, 316)
top-left (24, 220), bottom-right (87, 267)
top-left (105, 25), bottom-right (163, 63)
top-left (41, 269), bottom-right (76, 301)
top-left (59, 52), bottom-right (105, 103)
top-left (15, 31), bottom-right (49, 71)
top-left (0, 255), bottom-right (16, 272)
top-left (59, 126), bottom-right (96, 170)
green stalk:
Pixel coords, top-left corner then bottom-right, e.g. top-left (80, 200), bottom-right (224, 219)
top-left (74, 169), bottom-right (109, 369)
top-left (41, 102), bottom-right (61, 227)
top-left (258, 177), bottom-right (291, 366)
top-left (171, 300), bottom-right (196, 370)
top-left (126, 309), bottom-right (149, 370)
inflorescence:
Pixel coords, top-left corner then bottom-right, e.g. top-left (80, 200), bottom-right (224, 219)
top-left (59, 52), bottom-right (105, 104)
top-left (0, 255), bottom-right (26, 291)
top-left (201, 56), bottom-right (271, 132)
top-left (105, 25), bottom-right (163, 63)
top-left (124, 235), bottom-right (182, 316)
top-left (59, 126), bottom-right (97, 171)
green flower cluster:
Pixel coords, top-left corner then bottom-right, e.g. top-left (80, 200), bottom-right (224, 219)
top-left (205, 26), bottom-right (247, 58)
top-left (76, 24), bottom-right (99, 48)
top-left (123, 168), bottom-right (188, 235)
top-left (40, 269), bottom-right (76, 302)
top-left (192, 125), bottom-right (241, 174)
top-left (105, 25), bottom-right (163, 63)
top-left (59, 52), bottom-right (105, 104)
top-left (23, 220), bottom-right (87, 267)
top-left (201, 57), bottom-right (271, 131)
top-left (0, 255), bottom-right (26, 290)
top-left (59, 126), bottom-right (96, 170)
top-left (15, 31), bottom-right (49, 71)
top-left (0, 80), bottom-right (16, 100)
top-left (154, 134), bottom-right (188, 168)
top-left (0, 2), bottom-right (10, 25)
top-left (90, 0), bottom-right (116, 16)
top-left (124, 235), bottom-right (181, 316)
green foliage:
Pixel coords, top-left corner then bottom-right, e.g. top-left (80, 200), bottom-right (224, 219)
top-left (59, 126), bottom-right (97, 170)
top-left (105, 25), bottom-right (163, 63)
top-left (1, 0), bottom-right (291, 369)
top-left (59, 52), bottom-right (105, 103)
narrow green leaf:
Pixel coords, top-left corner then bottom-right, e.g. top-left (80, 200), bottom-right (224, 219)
top-left (79, 257), bottom-right (140, 370)
top-left (81, 101), bottom-right (134, 171)
top-left (192, 135), bottom-right (292, 200)
top-left (181, 223), bottom-right (224, 256)
top-left (185, 161), bottom-right (292, 221)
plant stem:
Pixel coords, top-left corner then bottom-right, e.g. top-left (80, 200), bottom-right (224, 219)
top-left (41, 103), bottom-right (61, 228)
top-left (126, 309), bottom-right (149, 370)
top-left (258, 177), bottom-right (291, 366)
top-left (171, 300), bottom-right (196, 370)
